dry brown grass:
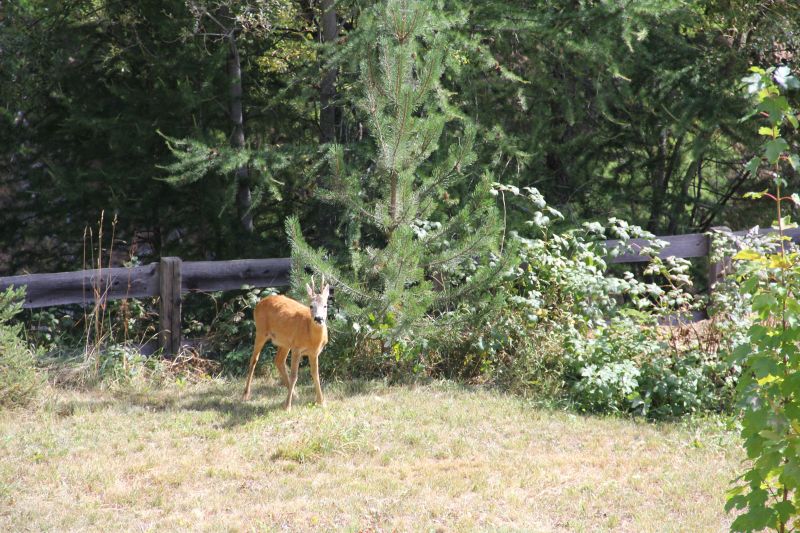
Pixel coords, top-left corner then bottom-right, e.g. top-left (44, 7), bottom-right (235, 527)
top-left (0, 379), bottom-right (741, 532)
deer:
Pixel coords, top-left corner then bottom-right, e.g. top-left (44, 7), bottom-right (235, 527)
top-left (242, 276), bottom-right (330, 410)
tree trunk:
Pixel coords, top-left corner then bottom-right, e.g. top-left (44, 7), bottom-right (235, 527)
top-left (647, 131), bottom-right (683, 233)
top-left (319, 0), bottom-right (338, 144)
top-left (228, 33), bottom-right (253, 234)
top-left (667, 159), bottom-right (698, 235)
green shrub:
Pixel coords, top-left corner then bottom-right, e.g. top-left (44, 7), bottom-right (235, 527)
top-left (476, 185), bottom-right (741, 418)
top-left (0, 286), bottom-right (42, 408)
top-left (566, 315), bottom-right (736, 418)
top-left (183, 287), bottom-right (278, 375)
top-left (567, 317), bottom-right (656, 413)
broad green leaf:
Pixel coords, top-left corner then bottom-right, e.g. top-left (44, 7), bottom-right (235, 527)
top-left (752, 293), bottom-right (779, 312)
top-left (775, 500), bottom-right (796, 523)
top-left (781, 461), bottom-right (800, 490)
top-left (782, 376), bottom-right (800, 398)
top-left (725, 493), bottom-right (747, 512)
top-left (765, 138), bottom-right (790, 164)
top-left (731, 343), bottom-right (752, 363)
top-left (744, 158), bottom-right (762, 177)
top-left (759, 96), bottom-right (790, 124)
top-left (759, 126), bottom-right (777, 137)
top-left (751, 355), bottom-right (779, 379)
top-left (730, 504), bottom-right (775, 531)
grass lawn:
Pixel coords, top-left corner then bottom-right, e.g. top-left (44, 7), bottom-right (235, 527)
top-left (0, 378), bottom-right (742, 532)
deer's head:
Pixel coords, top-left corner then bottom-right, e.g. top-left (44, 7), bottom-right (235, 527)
top-left (306, 276), bottom-right (330, 325)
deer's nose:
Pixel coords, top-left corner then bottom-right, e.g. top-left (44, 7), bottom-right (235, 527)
top-left (314, 316), bottom-right (324, 324)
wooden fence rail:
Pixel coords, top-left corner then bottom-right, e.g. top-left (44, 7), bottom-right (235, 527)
top-left (1, 226), bottom-right (799, 354)
top-left (0, 257), bottom-right (291, 355)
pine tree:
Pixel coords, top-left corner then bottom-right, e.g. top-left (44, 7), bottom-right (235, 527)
top-left (287, 0), bottom-right (507, 368)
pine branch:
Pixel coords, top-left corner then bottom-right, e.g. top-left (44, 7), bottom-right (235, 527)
top-left (286, 216), bottom-right (373, 304)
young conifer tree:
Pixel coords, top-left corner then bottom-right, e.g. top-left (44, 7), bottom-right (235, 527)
top-left (287, 0), bottom-right (506, 359)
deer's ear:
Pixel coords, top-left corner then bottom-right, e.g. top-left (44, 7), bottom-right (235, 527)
top-left (306, 283), bottom-right (313, 298)
top-left (321, 284), bottom-right (330, 300)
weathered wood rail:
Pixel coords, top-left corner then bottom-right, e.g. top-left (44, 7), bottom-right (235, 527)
top-left (1, 226), bottom-right (799, 353)
top-left (605, 226), bottom-right (800, 264)
top-left (0, 257), bottom-right (291, 355)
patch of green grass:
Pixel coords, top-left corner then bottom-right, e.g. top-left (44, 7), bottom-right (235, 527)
top-left (0, 378), bottom-right (742, 531)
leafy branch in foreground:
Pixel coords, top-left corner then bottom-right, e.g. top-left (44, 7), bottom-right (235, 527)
top-left (725, 65), bottom-right (800, 533)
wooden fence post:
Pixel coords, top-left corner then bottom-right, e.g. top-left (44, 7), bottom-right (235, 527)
top-left (159, 257), bottom-right (182, 356)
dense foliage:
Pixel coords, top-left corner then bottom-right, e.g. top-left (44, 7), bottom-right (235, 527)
top-left (2, 1), bottom-right (799, 274)
top-left (467, 185), bottom-right (741, 417)
top-left (0, 286), bottom-right (41, 408)
top-left (725, 66), bottom-right (800, 533)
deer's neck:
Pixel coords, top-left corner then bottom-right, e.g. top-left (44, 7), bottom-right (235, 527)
top-left (309, 320), bottom-right (328, 343)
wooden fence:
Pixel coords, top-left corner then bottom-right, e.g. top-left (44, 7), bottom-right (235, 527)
top-left (0, 257), bottom-right (291, 355)
top-left (1, 226), bottom-right (799, 354)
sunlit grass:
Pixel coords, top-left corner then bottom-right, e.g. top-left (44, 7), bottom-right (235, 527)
top-left (0, 378), bottom-right (741, 531)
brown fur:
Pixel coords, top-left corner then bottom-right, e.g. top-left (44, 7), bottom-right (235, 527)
top-left (242, 294), bottom-right (329, 409)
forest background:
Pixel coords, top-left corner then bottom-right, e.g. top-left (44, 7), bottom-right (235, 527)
top-left (2, 0), bottom-right (798, 273)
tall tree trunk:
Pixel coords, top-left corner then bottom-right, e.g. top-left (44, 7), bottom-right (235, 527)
top-left (319, 0), bottom-right (339, 144)
top-left (314, 0), bottom-right (340, 248)
top-left (667, 159), bottom-right (698, 235)
top-left (647, 131), bottom-right (683, 233)
top-left (228, 34), bottom-right (253, 234)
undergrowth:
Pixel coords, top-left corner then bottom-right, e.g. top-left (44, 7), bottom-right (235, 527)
top-left (0, 286), bottom-right (43, 408)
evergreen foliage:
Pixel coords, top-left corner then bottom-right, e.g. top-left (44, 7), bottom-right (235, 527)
top-left (2, 0), bottom-right (798, 273)
top-left (287, 0), bottom-right (506, 371)
top-left (157, 130), bottom-right (284, 218)
top-left (0, 286), bottom-right (41, 409)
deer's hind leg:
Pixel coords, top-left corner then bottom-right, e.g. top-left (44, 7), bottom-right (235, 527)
top-left (274, 346), bottom-right (291, 389)
top-left (243, 330), bottom-right (269, 401)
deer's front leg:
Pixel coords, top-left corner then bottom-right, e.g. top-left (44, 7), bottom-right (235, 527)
top-left (285, 351), bottom-right (302, 411)
top-left (309, 350), bottom-right (325, 407)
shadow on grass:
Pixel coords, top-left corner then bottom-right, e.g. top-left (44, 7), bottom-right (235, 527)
top-left (116, 382), bottom-right (292, 428)
top-left (51, 376), bottom-right (472, 429)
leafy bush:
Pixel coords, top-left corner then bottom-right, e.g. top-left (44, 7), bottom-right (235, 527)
top-left (470, 184), bottom-right (742, 418)
top-left (183, 287), bottom-right (278, 375)
top-left (567, 315), bottom-right (736, 417)
top-left (0, 286), bottom-right (42, 408)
